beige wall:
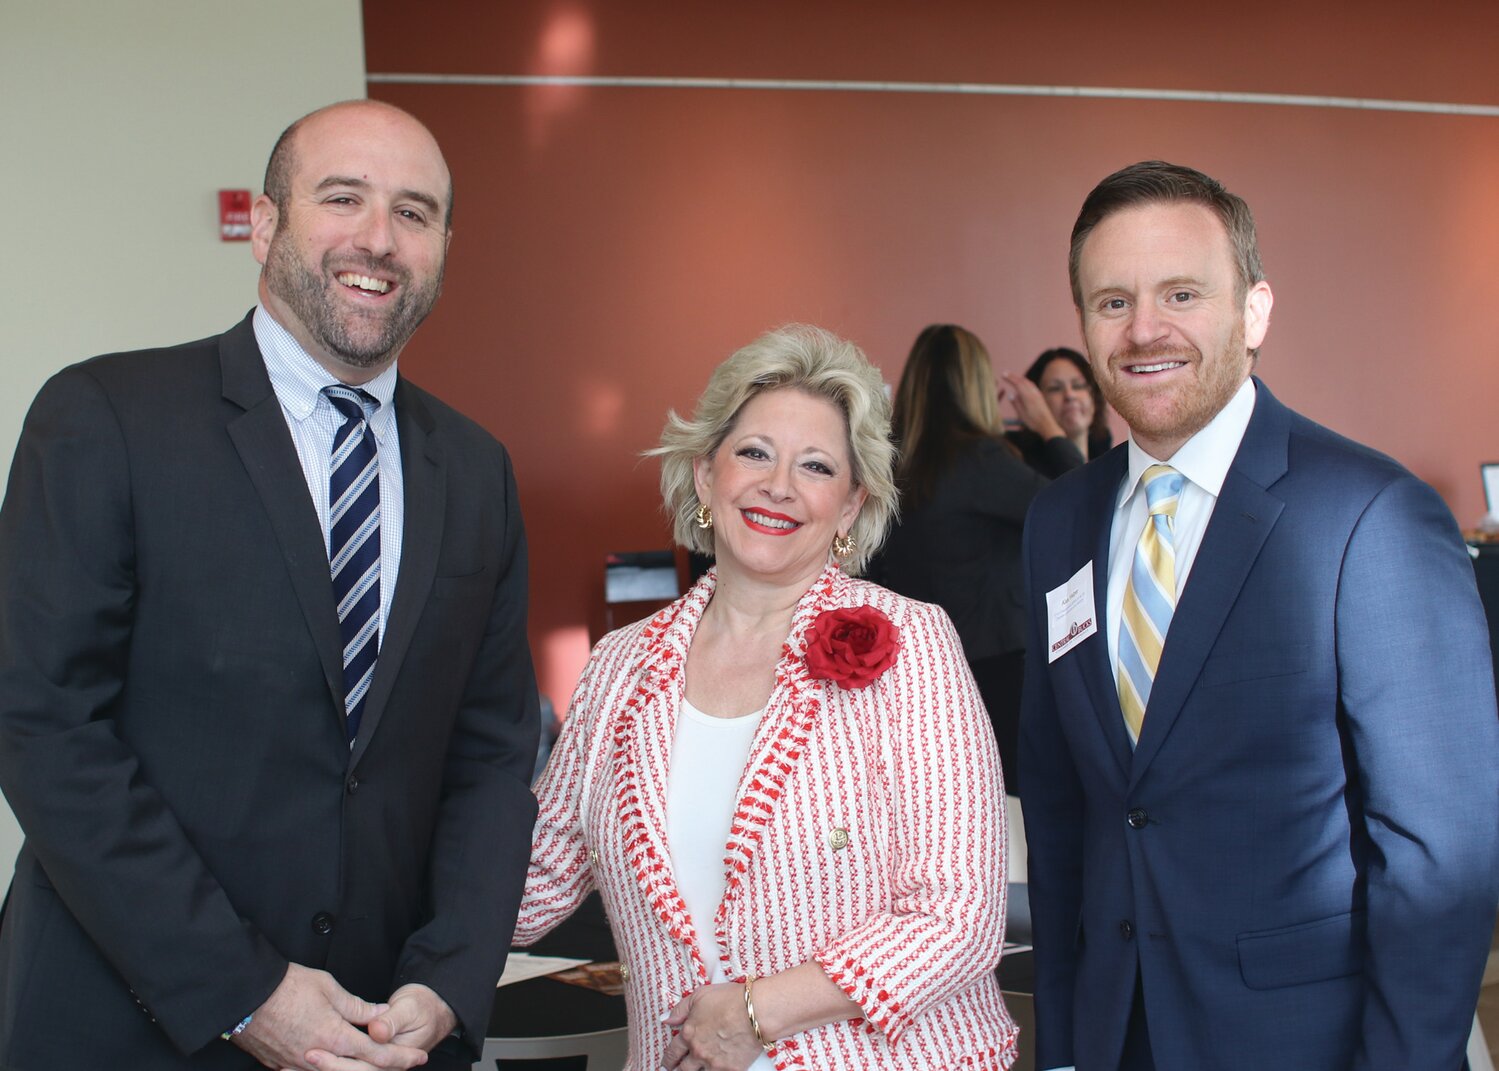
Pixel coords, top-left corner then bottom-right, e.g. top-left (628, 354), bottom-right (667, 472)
top-left (0, 0), bottom-right (366, 879)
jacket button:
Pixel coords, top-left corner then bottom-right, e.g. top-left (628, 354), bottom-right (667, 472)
top-left (311, 912), bottom-right (335, 935)
top-left (1119, 919), bottom-right (1135, 940)
top-left (129, 989), bottom-right (157, 1023)
top-left (1126, 808), bottom-right (1148, 829)
top-left (346, 776), bottom-right (360, 795)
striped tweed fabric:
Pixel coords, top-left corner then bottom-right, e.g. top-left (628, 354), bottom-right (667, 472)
top-left (516, 564), bottom-right (1018, 1070)
top-left (1117, 464), bottom-right (1183, 744)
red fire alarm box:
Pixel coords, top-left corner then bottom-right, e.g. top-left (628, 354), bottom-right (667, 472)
top-left (219, 189), bottom-right (252, 241)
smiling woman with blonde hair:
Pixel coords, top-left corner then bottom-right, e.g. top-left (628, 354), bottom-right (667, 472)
top-left (515, 325), bottom-right (1016, 1071)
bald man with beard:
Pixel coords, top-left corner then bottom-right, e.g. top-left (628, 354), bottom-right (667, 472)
top-left (0, 101), bottom-right (540, 1071)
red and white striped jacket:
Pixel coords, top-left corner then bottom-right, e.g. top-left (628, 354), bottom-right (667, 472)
top-left (516, 564), bottom-right (1018, 1070)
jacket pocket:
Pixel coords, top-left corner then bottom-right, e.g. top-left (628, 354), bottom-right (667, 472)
top-left (1237, 909), bottom-right (1364, 989)
top-left (1201, 643), bottom-right (1309, 686)
top-left (432, 567), bottom-right (488, 600)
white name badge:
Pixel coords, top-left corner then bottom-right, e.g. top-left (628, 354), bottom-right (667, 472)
top-left (1045, 561), bottom-right (1098, 664)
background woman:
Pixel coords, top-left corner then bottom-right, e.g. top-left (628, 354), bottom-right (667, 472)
top-left (516, 325), bottom-right (1015, 1070)
top-left (874, 323), bottom-right (1055, 788)
top-left (1003, 346), bottom-right (1113, 476)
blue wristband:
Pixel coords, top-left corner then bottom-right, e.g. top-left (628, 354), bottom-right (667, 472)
top-left (220, 1013), bottom-right (253, 1041)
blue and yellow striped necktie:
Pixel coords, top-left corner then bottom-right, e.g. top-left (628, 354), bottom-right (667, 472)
top-left (1118, 464), bottom-right (1183, 744)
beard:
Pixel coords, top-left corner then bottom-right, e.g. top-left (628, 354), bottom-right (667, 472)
top-left (1096, 320), bottom-right (1250, 454)
top-left (263, 230), bottom-right (444, 371)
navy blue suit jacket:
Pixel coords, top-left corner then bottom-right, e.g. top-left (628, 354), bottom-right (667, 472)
top-left (1019, 380), bottom-right (1499, 1071)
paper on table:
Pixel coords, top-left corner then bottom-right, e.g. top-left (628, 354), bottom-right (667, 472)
top-left (496, 952), bottom-right (591, 988)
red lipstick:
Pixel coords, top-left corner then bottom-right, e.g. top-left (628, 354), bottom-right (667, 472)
top-left (740, 508), bottom-right (801, 535)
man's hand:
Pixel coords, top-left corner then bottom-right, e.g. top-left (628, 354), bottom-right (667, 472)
top-left (230, 964), bottom-right (429, 1071)
top-left (365, 984), bottom-right (457, 1053)
top-left (1000, 371), bottom-right (1066, 441)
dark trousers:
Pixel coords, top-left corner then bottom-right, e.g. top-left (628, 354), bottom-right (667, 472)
top-left (1119, 975), bottom-right (1155, 1071)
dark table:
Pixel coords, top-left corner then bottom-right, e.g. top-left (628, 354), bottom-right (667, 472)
top-left (489, 893), bottom-right (625, 1038)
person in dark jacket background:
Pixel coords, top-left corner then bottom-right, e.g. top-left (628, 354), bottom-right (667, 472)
top-left (874, 324), bottom-right (1061, 786)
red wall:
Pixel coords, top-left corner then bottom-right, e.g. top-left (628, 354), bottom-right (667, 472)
top-left (361, 1), bottom-right (1499, 709)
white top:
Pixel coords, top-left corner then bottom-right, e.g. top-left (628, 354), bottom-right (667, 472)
top-left (665, 698), bottom-right (774, 1070)
top-left (1105, 377), bottom-right (1258, 677)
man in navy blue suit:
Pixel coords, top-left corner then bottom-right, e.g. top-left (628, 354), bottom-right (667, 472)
top-left (1019, 161), bottom-right (1499, 1071)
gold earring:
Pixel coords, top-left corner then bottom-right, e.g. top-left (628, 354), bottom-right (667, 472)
top-left (694, 503), bottom-right (713, 530)
top-left (831, 533), bottom-right (856, 560)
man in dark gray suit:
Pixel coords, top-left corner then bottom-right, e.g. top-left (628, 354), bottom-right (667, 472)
top-left (0, 100), bottom-right (539, 1070)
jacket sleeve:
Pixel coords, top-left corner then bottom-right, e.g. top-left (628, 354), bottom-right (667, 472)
top-left (511, 645), bottom-right (607, 945)
top-left (1009, 430), bottom-right (1086, 480)
top-left (0, 368), bottom-right (288, 1054)
top-left (1334, 475), bottom-right (1499, 1071)
top-left (813, 602), bottom-right (1008, 1044)
top-left (391, 444), bottom-right (542, 1049)
top-left (971, 439), bottom-right (1055, 522)
top-left (1016, 510), bottom-right (1086, 1071)
top-left (1029, 436), bottom-right (1086, 480)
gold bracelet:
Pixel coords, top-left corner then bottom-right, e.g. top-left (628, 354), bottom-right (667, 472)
top-left (743, 974), bottom-right (775, 1054)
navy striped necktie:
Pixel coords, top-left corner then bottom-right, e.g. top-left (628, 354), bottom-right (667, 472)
top-left (325, 385), bottom-right (381, 743)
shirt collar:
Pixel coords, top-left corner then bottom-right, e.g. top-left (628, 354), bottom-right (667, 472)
top-left (253, 304), bottom-right (399, 424)
top-left (1118, 376), bottom-right (1257, 509)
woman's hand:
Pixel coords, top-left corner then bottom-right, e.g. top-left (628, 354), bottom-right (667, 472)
top-left (999, 371), bottom-right (1065, 441)
top-left (661, 983), bottom-right (763, 1071)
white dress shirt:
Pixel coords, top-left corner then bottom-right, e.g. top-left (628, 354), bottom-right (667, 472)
top-left (1105, 377), bottom-right (1258, 678)
top-left (254, 305), bottom-right (404, 639)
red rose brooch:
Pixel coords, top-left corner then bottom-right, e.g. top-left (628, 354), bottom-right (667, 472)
top-left (803, 606), bottom-right (899, 690)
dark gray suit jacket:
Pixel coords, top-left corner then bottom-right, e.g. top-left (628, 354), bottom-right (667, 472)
top-left (0, 313), bottom-right (540, 1069)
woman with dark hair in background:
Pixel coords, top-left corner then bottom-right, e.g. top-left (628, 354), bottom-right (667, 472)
top-left (1001, 346), bottom-right (1113, 477)
top-left (874, 323), bottom-right (1057, 787)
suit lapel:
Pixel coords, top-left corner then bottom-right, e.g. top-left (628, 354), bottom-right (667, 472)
top-left (220, 316), bottom-right (345, 718)
top-left (1129, 380), bottom-right (1291, 784)
top-left (1078, 448), bottom-right (1135, 778)
top-left (349, 380), bottom-right (445, 768)
top-left (614, 577), bottom-right (712, 986)
top-left (711, 567), bottom-right (840, 948)
top-left (611, 565), bottom-right (842, 984)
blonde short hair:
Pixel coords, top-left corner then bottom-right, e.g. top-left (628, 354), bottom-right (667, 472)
top-left (647, 325), bottom-right (897, 575)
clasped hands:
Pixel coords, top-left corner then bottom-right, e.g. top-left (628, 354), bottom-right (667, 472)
top-left (232, 963), bottom-right (456, 1071)
top-left (660, 982), bottom-right (764, 1071)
